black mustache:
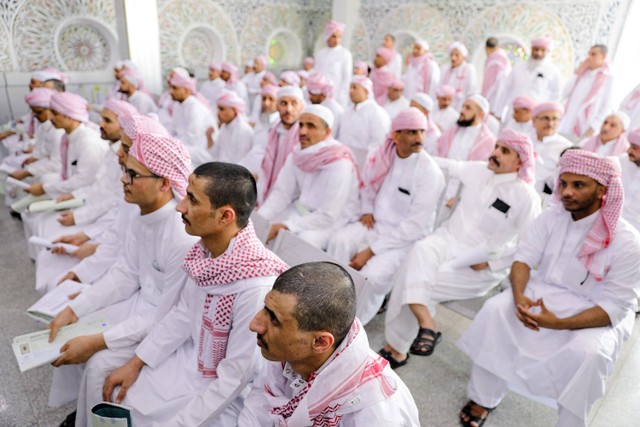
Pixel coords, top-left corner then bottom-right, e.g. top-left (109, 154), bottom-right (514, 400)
top-left (489, 156), bottom-right (500, 166)
top-left (181, 215), bottom-right (190, 225)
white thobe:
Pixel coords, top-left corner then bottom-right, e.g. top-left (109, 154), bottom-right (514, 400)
top-left (127, 91), bottom-right (158, 115)
top-left (40, 124), bottom-right (108, 198)
top-left (321, 98), bottom-right (344, 137)
top-left (402, 58), bottom-right (440, 100)
top-left (253, 111), bottom-right (279, 134)
top-left (386, 161), bottom-right (541, 353)
top-left (200, 78), bottom-right (226, 106)
top-left (620, 153), bottom-right (640, 231)
top-left (227, 81), bottom-right (250, 108)
top-left (48, 200), bottom-right (198, 407)
top-left (619, 82), bottom-right (640, 127)
top-left (210, 117), bottom-right (254, 164)
top-left (458, 208), bottom-right (640, 426)
top-left (338, 99), bottom-right (391, 156)
top-left (432, 106), bottom-right (459, 132)
top-left (258, 138), bottom-right (360, 249)
top-left (34, 202), bottom-right (139, 295)
top-left (383, 96), bottom-right (410, 120)
top-left (532, 133), bottom-right (573, 196)
top-left (558, 67), bottom-right (613, 140)
top-left (327, 150), bottom-right (445, 324)
top-left (239, 358), bottom-right (420, 426)
top-left (172, 95), bottom-right (216, 167)
top-left (443, 124), bottom-right (482, 201)
top-left (496, 59), bottom-right (563, 119)
top-left (80, 271), bottom-right (275, 427)
top-left (315, 45), bottom-right (353, 105)
top-left (440, 62), bottom-right (478, 110)
top-left (390, 51), bottom-right (403, 79)
top-left (503, 120), bottom-right (534, 137)
top-left (24, 120), bottom-right (64, 177)
top-left (246, 70), bottom-right (266, 105)
top-left (238, 125), bottom-right (271, 176)
top-left (157, 91), bottom-right (176, 133)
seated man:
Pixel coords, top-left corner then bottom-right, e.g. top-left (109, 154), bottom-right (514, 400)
top-left (409, 92), bottom-right (441, 155)
top-left (33, 101), bottom-right (140, 295)
top-left (259, 85), bottom-right (305, 202)
top-left (306, 71), bottom-right (344, 137)
top-left (621, 128), bottom-right (640, 231)
top-left (503, 95), bottom-right (535, 136)
top-left (431, 84), bottom-right (459, 132)
top-left (327, 108), bottom-right (445, 325)
top-left (238, 84), bottom-right (279, 175)
top-left (6, 88), bottom-right (64, 203)
top-left (118, 68), bottom-right (158, 115)
top-left (337, 76), bottom-right (391, 158)
top-left (45, 123), bottom-right (196, 418)
top-left (259, 105), bottom-right (360, 249)
top-left (239, 262), bottom-right (420, 425)
top-left (380, 129), bottom-right (541, 367)
top-left (169, 68), bottom-right (216, 167)
top-left (199, 63), bottom-right (226, 106)
top-left (458, 150), bottom-right (640, 427)
top-left (90, 162), bottom-right (288, 426)
top-left (383, 79), bottom-right (410, 120)
top-left (210, 90), bottom-right (253, 164)
top-left (530, 102), bottom-right (573, 199)
top-left (580, 112), bottom-right (630, 157)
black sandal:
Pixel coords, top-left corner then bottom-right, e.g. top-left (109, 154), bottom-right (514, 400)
top-left (378, 348), bottom-right (410, 369)
top-left (460, 400), bottom-right (494, 427)
top-left (409, 327), bottom-right (442, 356)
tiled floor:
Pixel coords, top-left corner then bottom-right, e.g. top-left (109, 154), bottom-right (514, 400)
top-left (0, 205), bottom-right (637, 426)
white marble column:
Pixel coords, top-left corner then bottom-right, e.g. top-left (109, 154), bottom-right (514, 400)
top-left (332, 0), bottom-right (361, 49)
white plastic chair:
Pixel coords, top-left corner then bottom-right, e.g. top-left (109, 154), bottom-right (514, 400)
top-left (270, 229), bottom-right (368, 298)
top-left (250, 212), bottom-right (270, 244)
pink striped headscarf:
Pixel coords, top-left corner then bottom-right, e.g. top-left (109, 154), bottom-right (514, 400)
top-left (263, 71), bottom-right (278, 86)
top-left (261, 84), bottom-right (279, 98)
top-left (364, 108), bottom-right (427, 197)
top-left (557, 149), bottom-right (624, 281)
top-left (279, 70), bottom-right (300, 87)
top-left (50, 92), bottom-right (89, 123)
top-left (216, 90), bottom-right (246, 115)
top-left (307, 71), bottom-right (334, 99)
top-left (324, 20), bottom-right (345, 43)
top-left (582, 134), bottom-right (630, 157)
top-left (255, 55), bottom-right (268, 69)
top-left (32, 67), bottom-right (68, 84)
top-left (222, 62), bottom-right (239, 84)
top-left (169, 71), bottom-right (210, 108)
top-left (25, 88), bottom-right (56, 108)
top-left (513, 95), bottom-right (535, 110)
top-left (120, 68), bottom-right (144, 89)
top-left (564, 61), bottom-right (612, 137)
top-left (497, 128), bottom-right (535, 184)
top-left (103, 98), bottom-right (138, 121)
top-left (531, 37), bottom-right (552, 50)
top-left (376, 47), bottom-right (395, 65)
top-left (354, 61), bottom-right (368, 75)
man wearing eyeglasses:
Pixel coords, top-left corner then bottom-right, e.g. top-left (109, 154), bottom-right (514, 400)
top-left (530, 101), bottom-right (573, 201)
top-left (45, 115), bottom-right (198, 427)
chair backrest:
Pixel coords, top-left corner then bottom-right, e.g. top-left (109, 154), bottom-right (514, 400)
top-left (250, 212), bottom-right (270, 244)
top-left (270, 229), bottom-right (368, 297)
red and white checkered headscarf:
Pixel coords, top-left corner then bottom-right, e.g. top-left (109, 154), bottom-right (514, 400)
top-left (306, 71), bottom-right (334, 99)
top-left (169, 71), bottom-right (210, 108)
top-left (557, 149), bottom-right (624, 281)
top-left (182, 221), bottom-right (288, 378)
top-left (127, 115), bottom-right (191, 200)
top-left (497, 128), bottom-right (536, 185)
top-left (120, 112), bottom-right (170, 140)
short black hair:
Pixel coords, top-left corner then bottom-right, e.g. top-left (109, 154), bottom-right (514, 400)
top-left (486, 37), bottom-right (499, 48)
top-left (592, 44), bottom-right (608, 55)
top-left (192, 162), bottom-right (256, 228)
top-left (273, 262), bottom-right (356, 347)
top-left (45, 79), bottom-right (65, 92)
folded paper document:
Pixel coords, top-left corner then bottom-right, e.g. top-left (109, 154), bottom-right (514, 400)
top-left (12, 318), bottom-right (109, 372)
top-left (6, 176), bottom-right (31, 189)
top-left (29, 197), bottom-right (84, 213)
top-left (28, 236), bottom-right (78, 253)
top-left (26, 280), bottom-right (88, 323)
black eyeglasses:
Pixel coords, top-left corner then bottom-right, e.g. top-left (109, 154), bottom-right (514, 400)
top-left (121, 165), bottom-right (160, 185)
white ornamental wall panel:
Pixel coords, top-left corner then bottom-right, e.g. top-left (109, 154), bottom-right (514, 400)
top-left (12, 0), bottom-right (118, 72)
top-left (158, 0), bottom-right (239, 74)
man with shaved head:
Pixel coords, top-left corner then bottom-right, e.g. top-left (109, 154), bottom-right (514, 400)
top-left (580, 112), bottom-right (630, 157)
top-left (239, 262), bottom-right (420, 425)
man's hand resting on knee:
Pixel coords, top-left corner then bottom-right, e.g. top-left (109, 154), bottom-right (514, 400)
top-left (102, 355), bottom-right (146, 404)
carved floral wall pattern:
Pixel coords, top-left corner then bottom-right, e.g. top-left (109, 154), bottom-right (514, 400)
top-left (10, 0), bottom-right (117, 72)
